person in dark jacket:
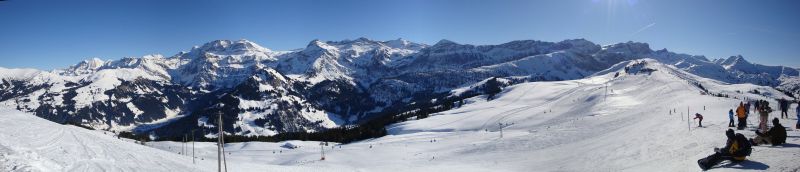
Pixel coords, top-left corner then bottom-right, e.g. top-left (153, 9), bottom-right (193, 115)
top-left (698, 129), bottom-right (752, 170)
top-left (751, 118), bottom-right (787, 146)
top-left (779, 98), bottom-right (789, 119)
top-left (728, 109), bottom-right (735, 127)
top-left (694, 113), bottom-right (704, 127)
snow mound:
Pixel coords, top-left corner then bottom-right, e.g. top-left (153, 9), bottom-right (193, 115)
top-left (0, 108), bottom-right (201, 172)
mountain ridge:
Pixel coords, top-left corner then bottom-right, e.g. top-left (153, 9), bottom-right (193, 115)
top-left (1, 37), bottom-right (798, 139)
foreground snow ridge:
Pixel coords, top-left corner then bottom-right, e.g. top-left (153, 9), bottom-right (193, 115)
top-left (3, 60), bottom-right (798, 172)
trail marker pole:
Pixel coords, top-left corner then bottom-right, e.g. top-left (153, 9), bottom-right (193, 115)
top-left (687, 107), bottom-right (691, 131)
top-left (499, 123), bottom-right (504, 139)
top-left (192, 130), bottom-right (195, 164)
top-left (320, 142), bottom-right (326, 160)
top-left (604, 84), bottom-right (608, 102)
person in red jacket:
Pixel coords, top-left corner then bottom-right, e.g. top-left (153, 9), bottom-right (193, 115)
top-left (694, 113), bottom-right (704, 127)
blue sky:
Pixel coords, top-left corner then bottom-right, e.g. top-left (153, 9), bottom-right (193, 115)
top-left (0, 0), bottom-right (798, 70)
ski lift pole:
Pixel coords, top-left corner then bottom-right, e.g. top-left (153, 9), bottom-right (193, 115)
top-left (217, 110), bottom-right (228, 172)
top-left (217, 112), bottom-right (223, 172)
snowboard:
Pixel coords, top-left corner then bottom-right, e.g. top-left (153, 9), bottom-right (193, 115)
top-left (697, 157), bottom-right (712, 171)
top-left (697, 148), bottom-right (722, 170)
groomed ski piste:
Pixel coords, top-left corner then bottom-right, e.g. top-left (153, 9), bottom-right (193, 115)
top-left (2, 59), bottom-right (799, 172)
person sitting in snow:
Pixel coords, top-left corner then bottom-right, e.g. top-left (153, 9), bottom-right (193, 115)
top-left (728, 109), bottom-right (735, 128)
top-left (694, 113), bottom-right (704, 127)
top-left (751, 118), bottom-right (787, 146)
top-left (698, 129), bottom-right (752, 170)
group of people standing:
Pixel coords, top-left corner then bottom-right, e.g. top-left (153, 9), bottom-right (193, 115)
top-left (729, 99), bottom-right (797, 131)
top-left (777, 98), bottom-right (800, 129)
top-left (701, 99), bottom-right (795, 170)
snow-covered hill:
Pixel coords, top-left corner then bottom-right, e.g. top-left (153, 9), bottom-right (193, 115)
top-left (3, 59), bottom-right (798, 171)
top-left (1, 38), bottom-right (798, 140)
top-left (0, 108), bottom-right (202, 171)
top-left (145, 59), bottom-right (797, 171)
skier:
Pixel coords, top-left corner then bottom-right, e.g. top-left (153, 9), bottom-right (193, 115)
top-left (751, 118), bottom-right (787, 146)
top-left (727, 109), bottom-right (735, 127)
top-left (697, 129), bottom-right (752, 170)
top-left (736, 102), bottom-right (747, 130)
top-left (694, 113), bottom-right (704, 127)
top-left (779, 98), bottom-right (789, 119)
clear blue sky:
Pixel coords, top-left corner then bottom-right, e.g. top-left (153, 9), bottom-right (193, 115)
top-left (0, 0), bottom-right (798, 70)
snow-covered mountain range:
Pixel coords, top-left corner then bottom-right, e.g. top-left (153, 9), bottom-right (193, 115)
top-left (1, 38), bottom-right (798, 139)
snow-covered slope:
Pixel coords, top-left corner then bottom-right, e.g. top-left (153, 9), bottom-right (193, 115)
top-left (3, 58), bottom-right (798, 171)
top-left (0, 108), bottom-right (202, 172)
top-left (0, 108), bottom-right (337, 172)
top-left (133, 59), bottom-right (795, 171)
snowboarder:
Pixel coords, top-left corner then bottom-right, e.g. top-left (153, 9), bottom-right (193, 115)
top-left (779, 98), bottom-right (789, 119)
top-left (757, 100), bottom-right (772, 132)
top-left (727, 109), bottom-right (735, 127)
top-left (697, 129), bottom-right (752, 170)
top-left (751, 118), bottom-right (787, 146)
top-left (736, 102), bottom-right (747, 130)
top-left (694, 113), bottom-right (704, 127)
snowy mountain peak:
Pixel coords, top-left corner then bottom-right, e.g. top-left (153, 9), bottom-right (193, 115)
top-left (355, 37), bottom-right (373, 42)
top-left (557, 39), bottom-right (601, 53)
top-left (602, 41), bottom-right (652, 55)
top-left (434, 39), bottom-right (458, 46)
top-left (60, 57), bottom-right (108, 75)
top-left (718, 55), bottom-right (749, 68)
top-left (182, 39), bottom-right (273, 59)
top-left (385, 38), bottom-right (409, 45)
top-left (383, 38), bottom-right (427, 51)
top-left (81, 58), bottom-right (106, 68)
top-left (558, 38), bottom-right (592, 46)
top-left (304, 39), bottom-right (338, 53)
